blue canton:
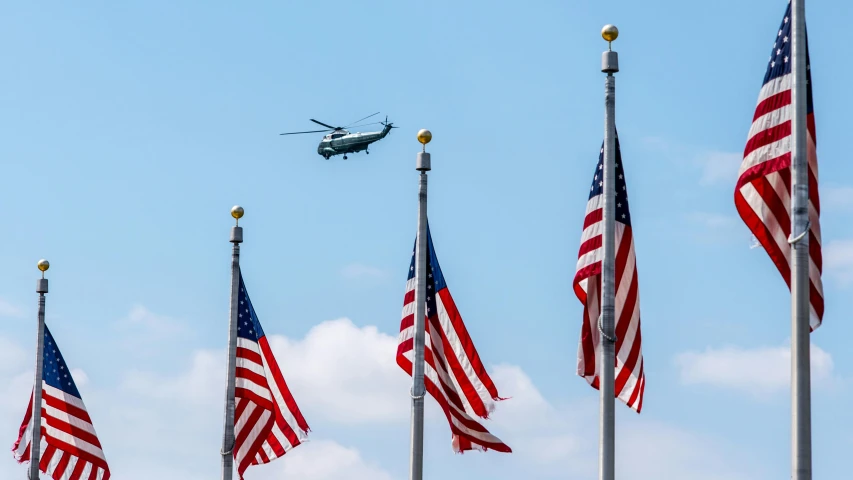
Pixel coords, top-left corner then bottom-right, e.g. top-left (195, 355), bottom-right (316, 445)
top-left (763, 2), bottom-right (813, 113)
top-left (237, 272), bottom-right (266, 341)
top-left (406, 224), bottom-right (447, 318)
top-left (588, 135), bottom-right (632, 227)
top-left (42, 326), bottom-right (82, 398)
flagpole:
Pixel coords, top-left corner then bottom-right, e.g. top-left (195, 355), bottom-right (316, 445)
top-left (221, 205), bottom-right (244, 480)
top-left (790, 1), bottom-right (812, 479)
top-left (599, 25), bottom-right (619, 480)
top-left (28, 260), bottom-right (50, 480)
top-left (409, 129), bottom-right (432, 480)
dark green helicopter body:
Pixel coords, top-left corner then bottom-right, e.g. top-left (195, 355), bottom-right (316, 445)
top-left (280, 112), bottom-right (396, 160)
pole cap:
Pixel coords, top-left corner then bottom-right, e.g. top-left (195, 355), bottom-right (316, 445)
top-left (417, 129), bottom-right (432, 146)
top-left (231, 205), bottom-right (244, 220)
top-left (601, 25), bottom-right (618, 42)
top-left (37, 259), bottom-right (50, 273)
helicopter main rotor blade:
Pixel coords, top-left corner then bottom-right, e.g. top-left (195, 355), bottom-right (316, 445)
top-left (280, 129), bottom-right (332, 136)
top-left (344, 121), bottom-right (383, 129)
top-left (310, 119), bottom-right (337, 129)
top-left (344, 112), bottom-right (380, 128)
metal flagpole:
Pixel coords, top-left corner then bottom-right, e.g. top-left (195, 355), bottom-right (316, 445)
top-left (790, 1), bottom-right (812, 479)
top-left (221, 205), bottom-right (244, 480)
top-left (599, 25), bottom-right (619, 480)
top-left (409, 129), bottom-right (432, 480)
top-left (29, 259), bottom-right (50, 480)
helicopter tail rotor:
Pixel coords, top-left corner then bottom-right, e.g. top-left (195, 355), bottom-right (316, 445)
top-left (380, 115), bottom-right (398, 133)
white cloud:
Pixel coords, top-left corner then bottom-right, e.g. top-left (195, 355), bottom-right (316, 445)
top-left (120, 348), bottom-right (223, 407)
top-left (675, 342), bottom-right (835, 396)
top-left (696, 150), bottom-right (742, 185)
top-left (0, 336), bottom-right (27, 373)
top-left (684, 212), bottom-right (746, 246)
top-left (617, 420), bottom-right (759, 480)
top-left (480, 365), bottom-right (761, 479)
top-left (0, 298), bottom-right (24, 318)
top-left (340, 263), bottom-right (389, 280)
top-left (687, 212), bottom-right (738, 230)
top-left (640, 137), bottom-right (742, 186)
top-left (71, 368), bottom-right (89, 388)
top-left (821, 185), bottom-right (853, 211)
top-left (275, 440), bottom-right (395, 480)
top-left (824, 239), bottom-right (853, 286)
top-left (268, 318), bottom-right (410, 423)
top-left (0, 315), bottom-right (772, 480)
top-left (116, 304), bottom-right (188, 337)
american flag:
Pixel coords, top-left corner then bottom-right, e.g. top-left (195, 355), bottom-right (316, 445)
top-left (573, 135), bottom-right (645, 413)
top-left (233, 272), bottom-right (310, 479)
top-left (397, 224), bottom-right (511, 453)
top-left (734, 1), bottom-right (824, 330)
top-left (13, 326), bottom-right (111, 480)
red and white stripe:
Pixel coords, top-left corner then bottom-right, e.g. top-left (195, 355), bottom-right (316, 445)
top-left (574, 192), bottom-right (645, 413)
top-left (234, 336), bottom-right (309, 479)
top-left (735, 74), bottom-right (824, 330)
top-left (13, 385), bottom-right (110, 480)
top-left (397, 277), bottom-right (511, 453)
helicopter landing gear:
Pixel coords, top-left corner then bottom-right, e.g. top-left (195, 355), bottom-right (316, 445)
top-left (343, 155), bottom-right (348, 160)
top-left (366, 150), bottom-right (369, 154)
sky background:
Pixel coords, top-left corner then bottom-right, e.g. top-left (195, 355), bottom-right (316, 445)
top-left (2, 1), bottom-right (853, 478)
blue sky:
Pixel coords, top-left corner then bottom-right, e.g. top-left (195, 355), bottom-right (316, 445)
top-left (2, 1), bottom-right (853, 478)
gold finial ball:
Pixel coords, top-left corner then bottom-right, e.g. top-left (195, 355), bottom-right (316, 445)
top-left (601, 24), bottom-right (619, 42)
top-left (417, 129), bottom-right (432, 145)
top-left (37, 259), bottom-right (50, 272)
top-left (231, 205), bottom-right (244, 220)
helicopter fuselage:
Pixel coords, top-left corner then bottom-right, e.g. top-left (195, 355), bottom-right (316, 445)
top-left (317, 124), bottom-right (392, 159)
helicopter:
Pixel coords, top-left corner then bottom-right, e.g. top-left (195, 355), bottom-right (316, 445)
top-left (280, 112), bottom-right (397, 160)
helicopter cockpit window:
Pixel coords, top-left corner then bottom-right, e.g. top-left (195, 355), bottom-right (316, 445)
top-left (331, 133), bottom-right (344, 139)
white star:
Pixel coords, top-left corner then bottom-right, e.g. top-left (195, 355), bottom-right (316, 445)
top-left (622, 214), bottom-right (626, 219)
top-left (598, 164), bottom-right (603, 170)
top-left (784, 56), bottom-right (789, 63)
top-left (239, 313), bottom-right (242, 317)
top-left (784, 16), bottom-right (788, 23)
top-left (240, 300), bottom-right (243, 304)
top-left (784, 36), bottom-right (789, 43)
top-left (617, 203), bottom-right (622, 207)
top-left (594, 174), bottom-right (598, 181)
top-left (410, 266), bottom-right (414, 271)
top-left (776, 48), bottom-right (781, 55)
top-left (778, 29), bottom-right (782, 36)
top-left (590, 186), bottom-right (594, 192)
top-left (619, 174), bottom-right (623, 179)
top-left (773, 42), bottom-right (777, 49)
top-left (771, 61), bottom-right (776, 67)
top-left (622, 185), bottom-right (626, 190)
